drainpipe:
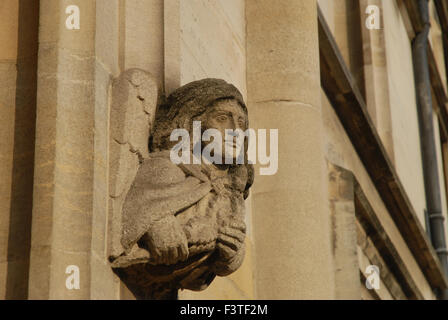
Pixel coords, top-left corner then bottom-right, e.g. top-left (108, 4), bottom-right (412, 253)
top-left (413, 0), bottom-right (448, 300)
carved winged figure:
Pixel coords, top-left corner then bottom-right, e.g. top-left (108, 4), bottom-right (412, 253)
top-left (108, 70), bottom-right (253, 299)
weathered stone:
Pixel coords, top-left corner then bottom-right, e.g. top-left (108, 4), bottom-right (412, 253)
top-left (108, 69), bottom-right (158, 259)
top-left (109, 77), bottom-right (253, 299)
top-left (247, 0), bottom-right (336, 299)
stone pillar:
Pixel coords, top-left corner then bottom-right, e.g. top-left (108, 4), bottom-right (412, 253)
top-left (90, 0), bottom-right (121, 300)
top-left (29, 0), bottom-right (96, 299)
top-left (328, 163), bottom-right (361, 299)
top-left (0, 1), bottom-right (20, 299)
top-left (360, 0), bottom-right (394, 163)
top-left (333, 0), bottom-right (365, 98)
top-left (0, 0), bottom-right (39, 299)
top-left (122, 0), bottom-right (164, 88)
top-left (246, 0), bottom-right (335, 299)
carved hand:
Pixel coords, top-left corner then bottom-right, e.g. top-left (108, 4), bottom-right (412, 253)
top-left (213, 221), bottom-right (246, 276)
top-left (216, 220), bottom-right (246, 261)
top-left (145, 215), bottom-right (189, 265)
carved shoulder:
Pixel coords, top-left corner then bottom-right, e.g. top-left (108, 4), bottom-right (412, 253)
top-left (133, 153), bottom-right (186, 187)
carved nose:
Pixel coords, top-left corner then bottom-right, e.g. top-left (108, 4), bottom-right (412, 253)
top-left (232, 117), bottom-right (240, 130)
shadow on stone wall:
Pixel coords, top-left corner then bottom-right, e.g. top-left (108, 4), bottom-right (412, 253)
top-left (5, 0), bottom-right (39, 300)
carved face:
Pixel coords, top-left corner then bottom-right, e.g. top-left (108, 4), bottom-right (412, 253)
top-left (202, 98), bottom-right (248, 163)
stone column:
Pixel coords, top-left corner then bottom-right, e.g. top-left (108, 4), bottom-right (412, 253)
top-left (246, 0), bottom-right (335, 299)
top-left (0, 0), bottom-right (39, 299)
top-left (360, 0), bottom-right (394, 163)
top-left (0, 1), bottom-right (20, 299)
top-left (90, 0), bottom-right (165, 300)
top-left (29, 0), bottom-right (96, 299)
top-left (328, 163), bottom-right (361, 299)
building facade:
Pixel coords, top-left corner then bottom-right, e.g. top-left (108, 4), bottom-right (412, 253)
top-left (1, 0), bottom-right (448, 300)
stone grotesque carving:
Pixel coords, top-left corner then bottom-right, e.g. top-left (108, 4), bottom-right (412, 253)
top-left (109, 70), bottom-right (253, 299)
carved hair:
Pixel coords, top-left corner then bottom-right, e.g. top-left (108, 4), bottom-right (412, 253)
top-left (150, 78), bottom-right (247, 151)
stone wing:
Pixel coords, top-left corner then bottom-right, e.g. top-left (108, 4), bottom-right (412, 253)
top-left (108, 69), bottom-right (159, 259)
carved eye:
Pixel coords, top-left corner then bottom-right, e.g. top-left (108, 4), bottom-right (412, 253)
top-left (216, 114), bottom-right (229, 122)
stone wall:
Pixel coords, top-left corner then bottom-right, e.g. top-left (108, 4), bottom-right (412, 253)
top-left (1, 0), bottom-right (448, 300)
top-left (382, 0), bottom-right (427, 227)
